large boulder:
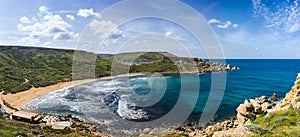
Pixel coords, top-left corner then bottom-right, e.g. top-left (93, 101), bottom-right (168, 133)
top-left (236, 113), bottom-right (248, 124)
top-left (257, 96), bottom-right (268, 104)
top-left (261, 102), bottom-right (271, 113)
top-left (226, 64), bottom-right (231, 70)
top-left (236, 100), bottom-right (253, 116)
top-left (231, 66), bottom-right (238, 70)
top-left (252, 102), bottom-right (262, 114)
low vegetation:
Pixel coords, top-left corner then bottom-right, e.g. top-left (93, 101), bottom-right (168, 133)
top-left (250, 108), bottom-right (300, 136)
top-left (0, 47), bottom-right (167, 93)
top-left (0, 118), bottom-right (97, 137)
top-left (0, 46), bottom-right (223, 94)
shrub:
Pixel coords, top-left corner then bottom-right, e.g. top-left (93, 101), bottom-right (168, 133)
top-left (252, 109), bottom-right (300, 136)
top-left (245, 124), bottom-right (269, 135)
top-left (0, 112), bottom-right (3, 119)
top-left (247, 112), bottom-right (256, 121)
top-left (297, 91), bottom-right (300, 96)
top-left (271, 117), bottom-right (289, 130)
top-left (10, 83), bottom-right (32, 94)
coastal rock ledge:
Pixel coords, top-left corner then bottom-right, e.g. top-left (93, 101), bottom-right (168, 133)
top-left (142, 73), bottom-right (300, 137)
top-left (274, 73), bottom-right (300, 113)
top-left (236, 93), bottom-right (278, 124)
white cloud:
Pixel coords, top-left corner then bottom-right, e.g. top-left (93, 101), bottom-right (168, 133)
top-left (0, 41), bottom-right (3, 45)
top-left (8, 35), bottom-right (18, 40)
top-left (232, 24), bottom-right (239, 29)
top-left (89, 20), bottom-right (118, 39)
top-left (288, 23), bottom-right (300, 33)
top-left (19, 16), bottom-right (31, 24)
top-left (31, 17), bottom-right (37, 22)
top-left (208, 18), bottom-right (220, 24)
top-left (77, 8), bottom-right (98, 18)
top-left (17, 6), bottom-right (79, 46)
top-left (39, 6), bottom-right (49, 14)
top-left (54, 31), bottom-right (79, 41)
top-left (54, 10), bottom-right (76, 14)
top-left (66, 14), bottom-right (75, 20)
top-left (165, 31), bottom-right (172, 37)
top-left (208, 18), bottom-right (238, 29)
top-left (90, 20), bottom-right (125, 40)
top-left (253, 0), bottom-right (300, 33)
top-left (110, 29), bottom-right (124, 39)
top-left (18, 37), bottom-right (40, 45)
top-left (217, 21), bottom-right (232, 29)
top-left (43, 41), bottom-right (52, 46)
top-left (79, 19), bottom-right (126, 52)
top-left (17, 24), bottom-right (32, 31)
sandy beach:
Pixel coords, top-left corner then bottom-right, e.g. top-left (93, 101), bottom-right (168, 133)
top-left (1, 73), bottom-right (146, 112)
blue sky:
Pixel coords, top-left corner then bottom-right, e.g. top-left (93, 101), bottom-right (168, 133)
top-left (0, 0), bottom-right (300, 58)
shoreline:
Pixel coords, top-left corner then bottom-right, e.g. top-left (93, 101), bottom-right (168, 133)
top-left (1, 71), bottom-right (228, 113)
top-left (1, 71), bottom-right (231, 136)
top-left (2, 73), bottom-right (147, 112)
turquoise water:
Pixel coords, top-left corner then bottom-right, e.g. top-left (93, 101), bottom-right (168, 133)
top-left (208, 59), bottom-right (299, 120)
top-left (23, 59), bottom-right (300, 130)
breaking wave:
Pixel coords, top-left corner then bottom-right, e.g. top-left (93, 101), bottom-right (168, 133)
top-left (22, 75), bottom-right (164, 132)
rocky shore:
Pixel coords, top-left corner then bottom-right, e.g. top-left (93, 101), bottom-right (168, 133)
top-left (175, 58), bottom-right (238, 73)
top-left (141, 73), bottom-right (300, 137)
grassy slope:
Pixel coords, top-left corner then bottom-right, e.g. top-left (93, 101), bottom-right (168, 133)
top-left (0, 47), bottom-right (182, 94)
top-left (248, 108), bottom-right (300, 136)
top-left (0, 117), bottom-right (97, 137)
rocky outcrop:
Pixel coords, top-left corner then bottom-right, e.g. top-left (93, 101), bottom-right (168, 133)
top-left (289, 74), bottom-right (300, 113)
top-left (273, 73), bottom-right (300, 113)
top-left (193, 60), bottom-right (238, 73)
top-left (236, 94), bottom-right (278, 124)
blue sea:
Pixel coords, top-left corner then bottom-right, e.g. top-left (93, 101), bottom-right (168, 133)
top-left (23, 59), bottom-right (300, 132)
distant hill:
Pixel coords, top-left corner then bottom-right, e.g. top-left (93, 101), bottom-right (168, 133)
top-left (0, 46), bottom-right (234, 94)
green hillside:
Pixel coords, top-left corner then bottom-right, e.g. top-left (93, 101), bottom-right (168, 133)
top-left (0, 46), bottom-right (232, 94)
top-left (0, 46), bottom-right (109, 93)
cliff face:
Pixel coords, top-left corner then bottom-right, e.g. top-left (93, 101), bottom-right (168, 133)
top-left (274, 73), bottom-right (300, 113)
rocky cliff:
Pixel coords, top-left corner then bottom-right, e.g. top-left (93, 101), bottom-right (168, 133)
top-left (273, 73), bottom-right (300, 113)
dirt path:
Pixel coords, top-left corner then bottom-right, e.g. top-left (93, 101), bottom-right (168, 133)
top-left (23, 78), bottom-right (29, 84)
